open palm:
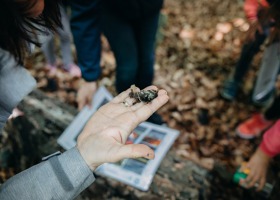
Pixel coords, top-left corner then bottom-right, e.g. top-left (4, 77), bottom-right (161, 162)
top-left (76, 86), bottom-right (169, 171)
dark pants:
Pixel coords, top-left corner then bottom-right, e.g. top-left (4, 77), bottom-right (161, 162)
top-left (233, 29), bottom-right (269, 82)
top-left (101, 8), bottom-right (160, 93)
top-left (69, 0), bottom-right (102, 81)
top-left (264, 95), bottom-right (280, 120)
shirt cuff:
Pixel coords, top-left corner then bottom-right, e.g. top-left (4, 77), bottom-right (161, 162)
top-left (54, 147), bottom-right (95, 191)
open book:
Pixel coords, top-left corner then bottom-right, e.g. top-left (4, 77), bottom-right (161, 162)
top-left (57, 86), bottom-right (180, 191)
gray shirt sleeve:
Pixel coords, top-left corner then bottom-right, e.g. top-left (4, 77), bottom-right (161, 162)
top-left (0, 48), bottom-right (36, 130)
top-left (0, 147), bottom-right (95, 200)
top-left (0, 48), bottom-right (95, 199)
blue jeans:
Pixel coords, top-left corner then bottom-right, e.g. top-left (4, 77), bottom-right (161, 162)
top-left (69, 0), bottom-right (102, 82)
top-left (101, 8), bottom-right (160, 93)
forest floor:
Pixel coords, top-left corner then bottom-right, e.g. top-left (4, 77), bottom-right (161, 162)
top-left (2, 0), bottom-right (280, 199)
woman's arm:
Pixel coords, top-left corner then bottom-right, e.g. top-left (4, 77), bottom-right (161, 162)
top-left (0, 49), bottom-right (36, 131)
top-left (0, 85), bottom-right (169, 199)
top-left (0, 148), bottom-right (95, 200)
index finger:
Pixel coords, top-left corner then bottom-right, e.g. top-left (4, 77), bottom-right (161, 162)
top-left (257, 177), bottom-right (265, 191)
top-left (112, 85), bottom-right (159, 104)
top-left (246, 172), bottom-right (260, 188)
top-left (134, 89), bottom-right (169, 121)
top-left (116, 89), bottom-right (169, 139)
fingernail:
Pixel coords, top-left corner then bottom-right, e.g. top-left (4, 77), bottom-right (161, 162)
top-left (145, 152), bottom-right (154, 159)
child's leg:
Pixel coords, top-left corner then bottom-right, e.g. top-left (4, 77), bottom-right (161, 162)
top-left (133, 13), bottom-right (165, 125)
top-left (264, 95), bottom-right (280, 120)
top-left (41, 34), bottom-right (56, 66)
top-left (221, 29), bottom-right (269, 100)
top-left (101, 9), bottom-right (138, 93)
top-left (134, 13), bottom-right (160, 89)
top-left (57, 5), bottom-right (73, 69)
top-left (233, 31), bottom-right (267, 82)
top-left (252, 41), bottom-right (280, 105)
top-left (70, 0), bottom-right (101, 80)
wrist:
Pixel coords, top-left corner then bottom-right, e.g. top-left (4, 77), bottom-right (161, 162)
top-left (256, 147), bottom-right (271, 162)
top-left (76, 144), bottom-right (98, 171)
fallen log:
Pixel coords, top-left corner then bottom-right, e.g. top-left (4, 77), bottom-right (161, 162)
top-left (1, 90), bottom-right (76, 176)
top-left (1, 90), bottom-right (210, 200)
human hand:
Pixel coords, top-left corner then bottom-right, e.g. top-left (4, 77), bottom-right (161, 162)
top-left (240, 148), bottom-right (271, 191)
top-left (76, 86), bottom-right (169, 171)
top-left (77, 81), bottom-right (97, 110)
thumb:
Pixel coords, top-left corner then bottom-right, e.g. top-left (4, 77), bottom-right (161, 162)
top-left (116, 144), bottom-right (155, 161)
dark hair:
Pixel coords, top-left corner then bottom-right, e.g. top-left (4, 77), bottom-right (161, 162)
top-left (0, 0), bottom-right (62, 64)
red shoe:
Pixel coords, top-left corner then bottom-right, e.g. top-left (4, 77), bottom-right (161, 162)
top-left (236, 114), bottom-right (274, 139)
